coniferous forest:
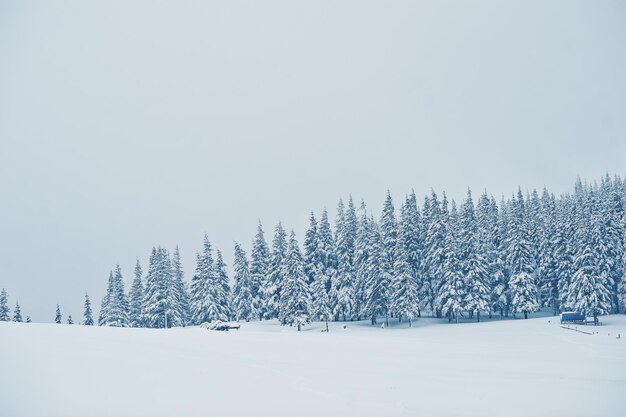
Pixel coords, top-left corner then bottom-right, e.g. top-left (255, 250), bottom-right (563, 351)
top-left (2, 174), bottom-right (625, 329)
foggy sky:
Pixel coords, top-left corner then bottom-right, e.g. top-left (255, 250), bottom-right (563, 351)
top-left (1, 0), bottom-right (625, 322)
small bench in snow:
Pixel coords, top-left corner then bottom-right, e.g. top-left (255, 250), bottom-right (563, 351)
top-left (200, 321), bottom-right (241, 331)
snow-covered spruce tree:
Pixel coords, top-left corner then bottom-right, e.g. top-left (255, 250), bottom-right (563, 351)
top-left (399, 192), bottom-right (423, 317)
top-left (98, 271), bottom-right (113, 326)
top-left (55, 304), bottom-right (62, 324)
top-left (189, 237), bottom-right (229, 324)
top-left (334, 196), bottom-right (357, 321)
top-left (538, 189), bottom-right (560, 315)
top-left (171, 246), bottom-right (191, 326)
top-left (377, 191), bottom-right (397, 325)
top-left (390, 193), bottom-right (421, 325)
top-left (100, 265), bottom-right (129, 327)
top-left (555, 196), bottom-right (575, 313)
top-left (0, 288), bottom-right (9, 321)
top-left (83, 293), bottom-right (94, 326)
top-left (67, 314), bottom-right (73, 325)
top-left (307, 214), bottom-right (332, 331)
top-left (488, 196), bottom-right (508, 319)
top-left (13, 302), bottom-right (22, 322)
top-left (250, 222), bottom-right (270, 320)
top-left (362, 216), bottom-right (387, 325)
top-left (26, 316), bottom-right (31, 323)
top-left (391, 236), bottom-right (419, 326)
top-left (232, 243), bottom-right (255, 321)
top-left (507, 190), bottom-right (539, 319)
top-left (303, 212), bottom-right (319, 285)
top-left (437, 202), bottom-right (465, 323)
top-left (599, 175), bottom-right (624, 312)
top-left (422, 192), bottom-right (447, 317)
top-left (264, 222), bottom-right (287, 320)
top-left (143, 247), bottom-right (177, 328)
top-left (352, 200), bottom-right (371, 320)
top-left (280, 231), bottom-right (311, 331)
top-left (566, 194), bottom-right (612, 321)
top-left (215, 250), bottom-right (233, 321)
top-left (317, 208), bottom-right (337, 320)
top-left (460, 190), bottom-right (490, 322)
top-left (128, 259), bottom-right (145, 328)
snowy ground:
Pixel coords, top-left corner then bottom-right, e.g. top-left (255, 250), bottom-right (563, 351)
top-left (1, 315), bottom-right (625, 417)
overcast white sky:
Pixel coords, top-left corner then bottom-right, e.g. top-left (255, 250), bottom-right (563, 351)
top-left (1, 0), bottom-right (625, 322)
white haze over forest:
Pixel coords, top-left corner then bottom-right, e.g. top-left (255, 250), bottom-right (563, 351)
top-left (1, 0), bottom-right (625, 321)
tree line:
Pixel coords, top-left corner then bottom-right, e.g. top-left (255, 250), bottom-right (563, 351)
top-left (2, 174), bottom-right (624, 330)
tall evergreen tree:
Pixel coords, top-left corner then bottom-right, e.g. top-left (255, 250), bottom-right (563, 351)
top-left (507, 190), bottom-right (539, 319)
top-left (250, 222), bottom-right (270, 320)
top-left (334, 197), bottom-right (358, 321)
top-left (189, 237), bottom-right (229, 324)
top-left (232, 242), bottom-right (255, 321)
top-left (264, 222), bottom-right (287, 320)
top-left (279, 231), bottom-right (311, 331)
top-left (13, 302), bottom-right (22, 322)
top-left (83, 293), bottom-right (94, 326)
top-left (423, 191), bottom-right (447, 316)
top-left (215, 250), bottom-right (233, 321)
top-left (143, 247), bottom-right (176, 328)
top-left (460, 190), bottom-right (490, 321)
top-left (55, 304), bottom-right (62, 324)
top-left (303, 212), bottom-right (319, 285)
top-left (0, 288), bottom-right (9, 321)
top-left (170, 246), bottom-right (191, 326)
top-left (437, 202), bottom-right (465, 323)
top-left (128, 259), bottom-right (144, 327)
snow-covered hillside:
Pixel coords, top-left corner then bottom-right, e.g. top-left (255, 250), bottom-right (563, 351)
top-left (1, 316), bottom-right (625, 417)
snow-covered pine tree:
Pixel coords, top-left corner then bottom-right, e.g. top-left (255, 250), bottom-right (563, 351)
top-left (391, 234), bottom-right (420, 326)
top-left (566, 192), bottom-right (612, 321)
top-left (232, 243), bottom-right (255, 321)
top-left (98, 271), bottom-right (114, 326)
top-left (83, 293), bottom-right (94, 326)
top-left (555, 196), bottom-right (575, 313)
top-left (460, 189), bottom-right (490, 322)
top-left (250, 222), bottom-right (270, 320)
top-left (143, 247), bottom-right (176, 328)
top-left (316, 208), bottom-right (337, 320)
top-left (215, 250), bottom-right (233, 321)
top-left (362, 215), bottom-right (387, 325)
top-left (169, 246), bottom-right (191, 326)
top-left (26, 316), bottom-right (31, 323)
top-left (263, 222), bottom-right (287, 320)
top-left (378, 191), bottom-right (397, 325)
top-left (303, 212), bottom-right (319, 285)
top-left (507, 190), bottom-right (539, 319)
top-left (327, 200), bottom-right (344, 320)
top-left (352, 200), bottom-right (371, 320)
top-left (308, 212), bottom-right (331, 330)
top-left (55, 304), bottom-right (62, 324)
top-left (538, 189), bottom-right (560, 315)
top-left (437, 201), bottom-right (465, 323)
top-left (0, 288), bottom-right (9, 321)
top-left (599, 175), bottom-right (624, 312)
top-left (491, 197), bottom-right (510, 318)
top-left (128, 259), bottom-right (144, 327)
top-left (100, 264), bottom-right (129, 327)
top-left (399, 192), bottom-right (422, 317)
top-left (279, 231), bottom-right (311, 331)
top-left (422, 191), bottom-right (447, 317)
top-left (334, 196), bottom-right (357, 321)
top-left (189, 237), bottom-right (229, 324)
top-left (13, 302), bottom-right (22, 322)
top-left (67, 314), bottom-right (73, 325)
